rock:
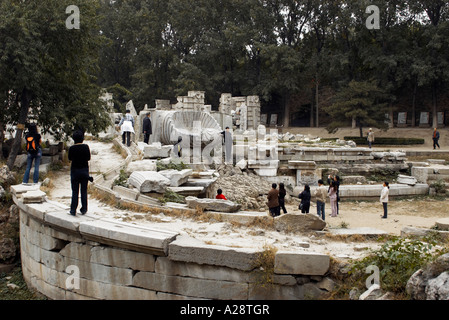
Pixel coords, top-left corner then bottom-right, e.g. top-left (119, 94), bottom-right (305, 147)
top-left (406, 253), bottom-right (449, 300)
top-left (0, 186), bottom-right (5, 201)
top-left (274, 213), bottom-right (326, 233)
top-left (376, 292), bottom-right (395, 300)
top-left (41, 177), bottom-right (51, 187)
top-left (128, 171), bottom-right (170, 193)
top-left (143, 143), bottom-right (172, 159)
top-left (397, 174), bottom-right (417, 186)
top-left (13, 154), bottom-right (28, 169)
top-left (274, 251), bottom-right (330, 276)
top-left (436, 218), bottom-right (449, 231)
top-left (22, 190), bottom-right (47, 203)
top-left (126, 160), bottom-right (157, 174)
top-left (159, 169), bottom-right (193, 187)
top-left (185, 196), bottom-right (242, 213)
top-left (316, 277), bottom-right (336, 292)
top-left (349, 288), bottom-right (360, 300)
top-left (0, 238), bottom-right (16, 262)
top-left (209, 172), bottom-right (269, 211)
top-left (0, 165), bottom-right (16, 185)
top-left (359, 284), bottom-right (383, 300)
top-left (342, 176), bottom-right (367, 185)
top-left (235, 159), bottom-right (247, 170)
top-left (6, 283), bottom-right (19, 290)
top-left (426, 272), bottom-right (449, 300)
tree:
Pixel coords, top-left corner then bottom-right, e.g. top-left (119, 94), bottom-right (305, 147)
top-left (0, 0), bottom-right (110, 169)
top-left (324, 80), bottom-right (391, 137)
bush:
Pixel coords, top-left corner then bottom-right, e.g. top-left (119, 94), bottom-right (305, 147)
top-left (351, 236), bottom-right (443, 293)
top-left (159, 189), bottom-right (185, 205)
top-left (344, 137), bottom-right (425, 146)
top-left (430, 179), bottom-right (447, 194)
top-left (156, 160), bottom-right (188, 172)
top-left (112, 169), bottom-right (129, 188)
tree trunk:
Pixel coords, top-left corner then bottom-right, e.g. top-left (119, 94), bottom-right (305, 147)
top-left (7, 88), bottom-right (31, 170)
top-left (432, 82), bottom-right (438, 128)
top-left (315, 72), bottom-right (319, 128)
top-left (283, 93), bottom-right (290, 128)
top-left (411, 82), bottom-right (417, 127)
top-left (0, 121), bottom-right (4, 160)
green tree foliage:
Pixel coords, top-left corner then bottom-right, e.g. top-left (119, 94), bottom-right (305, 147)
top-left (0, 0), bottom-right (110, 167)
top-left (325, 80), bottom-right (391, 137)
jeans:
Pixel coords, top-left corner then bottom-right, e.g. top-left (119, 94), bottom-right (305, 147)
top-left (382, 202), bottom-right (388, 218)
top-left (433, 139), bottom-right (440, 149)
top-left (269, 206), bottom-right (280, 217)
top-left (279, 199), bottom-right (287, 214)
top-left (70, 168), bottom-right (89, 214)
top-left (317, 201), bottom-right (325, 220)
top-left (143, 133), bottom-right (151, 144)
top-left (22, 150), bottom-right (42, 184)
top-left (122, 131), bottom-right (131, 147)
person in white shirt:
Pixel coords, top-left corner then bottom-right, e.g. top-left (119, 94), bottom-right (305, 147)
top-left (380, 181), bottom-right (389, 219)
top-left (118, 110), bottom-right (135, 147)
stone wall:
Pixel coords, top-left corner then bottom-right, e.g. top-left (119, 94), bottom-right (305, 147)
top-left (14, 185), bottom-right (333, 300)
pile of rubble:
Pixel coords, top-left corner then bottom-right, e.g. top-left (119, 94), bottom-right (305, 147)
top-left (209, 164), bottom-right (274, 211)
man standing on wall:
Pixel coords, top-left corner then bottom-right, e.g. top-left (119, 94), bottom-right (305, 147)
top-left (142, 113), bottom-right (152, 144)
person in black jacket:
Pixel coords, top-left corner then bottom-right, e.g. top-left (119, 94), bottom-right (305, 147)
top-left (68, 130), bottom-right (91, 216)
top-left (278, 183), bottom-right (288, 214)
top-left (142, 113), bottom-right (152, 144)
top-left (298, 184), bottom-right (311, 214)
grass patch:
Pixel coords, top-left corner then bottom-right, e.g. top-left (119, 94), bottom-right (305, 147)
top-left (0, 266), bottom-right (46, 300)
top-left (156, 160), bottom-right (188, 171)
top-left (250, 244), bottom-right (278, 288)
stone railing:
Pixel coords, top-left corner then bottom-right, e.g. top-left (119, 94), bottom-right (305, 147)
top-left (13, 184), bottom-right (332, 300)
top-left (13, 137), bottom-right (335, 300)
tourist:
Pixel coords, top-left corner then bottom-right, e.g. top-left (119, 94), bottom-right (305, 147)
top-left (267, 183), bottom-right (280, 217)
top-left (142, 112), bottom-right (152, 144)
top-left (172, 136), bottom-right (183, 158)
top-left (221, 126), bottom-right (233, 164)
top-left (118, 110), bottom-right (135, 147)
top-left (216, 189), bottom-right (227, 200)
top-left (433, 128), bottom-right (440, 150)
top-left (380, 181), bottom-right (389, 219)
top-left (330, 175), bottom-right (341, 215)
top-left (328, 180), bottom-right (338, 217)
top-left (314, 179), bottom-right (328, 220)
top-left (68, 130), bottom-right (91, 216)
top-left (367, 128), bottom-right (375, 149)
top-left (278, 183), bottom-right (288, 214)
top-left (298, 184), bottom-right (311, 214)
top-left (22, 123), bottom-right (42, 185)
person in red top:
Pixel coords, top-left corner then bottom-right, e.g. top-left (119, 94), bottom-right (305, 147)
top-left (216, 189), bottom-right (227, 200)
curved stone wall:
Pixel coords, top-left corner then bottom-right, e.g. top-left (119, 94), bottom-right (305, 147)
top-left (14, 186), bottom-right (332, 300)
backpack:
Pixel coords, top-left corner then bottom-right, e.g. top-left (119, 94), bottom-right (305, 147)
top-left (26, 135), bottom-right (38, 153)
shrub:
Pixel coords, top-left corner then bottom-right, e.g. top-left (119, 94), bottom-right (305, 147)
top-left (112, 169), bottom-right (129, 188)
top-left (351, 236), bottom-right (443, 293)
top-left (250, 244), bottom-right (278, 288)
top-left (344, 137), bottom-right (425, 146)
top-left (159, 189), bottom-right (185, 205)
top-left (430, 179), bottom-right (447, 194)
top-left (156, 160), bottom-right (188, 171)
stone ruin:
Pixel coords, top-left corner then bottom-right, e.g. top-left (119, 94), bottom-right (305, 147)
top-left (104, 90), bottom-right (449, 215)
